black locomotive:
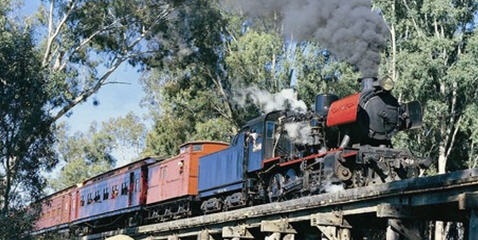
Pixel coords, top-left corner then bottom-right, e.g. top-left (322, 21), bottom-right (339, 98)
top-left (198, 77), bottom-right (429, 211)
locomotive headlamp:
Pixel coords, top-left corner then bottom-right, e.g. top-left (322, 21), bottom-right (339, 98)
top-left (380, 77), bottom-right (394, 91)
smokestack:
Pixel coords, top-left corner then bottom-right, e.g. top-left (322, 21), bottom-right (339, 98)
top-left (359, 77), bottom-right (378, 92)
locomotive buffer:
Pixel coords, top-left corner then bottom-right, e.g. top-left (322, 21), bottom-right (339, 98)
top-left (82, 168), bottom-right (478, 240)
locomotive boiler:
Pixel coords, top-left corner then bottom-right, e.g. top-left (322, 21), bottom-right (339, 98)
top-left (198, 77), bottom-right (429, 211)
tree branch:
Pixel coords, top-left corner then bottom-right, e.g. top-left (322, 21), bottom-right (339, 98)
top-left (446, 116), bottom-right (462, 159)
top-left (43, 0), bottom-right (78, 67)
top-left (47, 0), bottom-right (54, 43)
top-left (401, 0), bottom-right (424, 38)
top-left (50, 57), bottom-right (126, 123)
top-left (206, 68), bottom-right (234, 121)
top-left (57, 18), bottom-right (125, 72)
top-left (47, 4), bottom-right (172, 125)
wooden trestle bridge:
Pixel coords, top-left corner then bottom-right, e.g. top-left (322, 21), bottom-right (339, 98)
top-left (80, 169), bottom-right (478, 240)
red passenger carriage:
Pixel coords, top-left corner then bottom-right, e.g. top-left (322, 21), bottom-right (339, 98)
top-left (145, 141), bottom-right (228, 221)
top-left (35, 186), bottom-right (74, 233)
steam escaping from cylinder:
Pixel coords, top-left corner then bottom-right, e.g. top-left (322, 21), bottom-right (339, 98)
top-left (235, 87), bottom-right (308, 114)
top-left (227, 0), bottom-right (389, 77)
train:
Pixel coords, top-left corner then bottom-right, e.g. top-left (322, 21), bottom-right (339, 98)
top-left (33, 77), bottom-right (430, 236)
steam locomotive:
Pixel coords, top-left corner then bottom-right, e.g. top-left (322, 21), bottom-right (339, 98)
top-left (198, 77), bottom-right (428, 211)
top-left (34, 77), bottom-right (429, 235)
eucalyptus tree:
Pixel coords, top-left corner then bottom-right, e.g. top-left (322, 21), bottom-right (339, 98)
top-left (0, 3), bottom-right (56, 237)
top-left (374, 1), bottom-right (478, 239)
top-left (374, 0), bottom-right (478, 173)
top-left (142, 1), bottom-right (359, 156)
top-left (37, 0), bottom-right (176, 123)
top-left (50, 113), bottom-right (147, 191)
top-left (0, 0), bottom-right (183, 235)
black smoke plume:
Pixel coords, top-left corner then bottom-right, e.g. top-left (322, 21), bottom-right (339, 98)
top-left (228, 0), bottom-right (389, 77)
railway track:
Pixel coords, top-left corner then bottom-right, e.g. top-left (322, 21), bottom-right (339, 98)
top-left (78, 168), bottom-right (478, 240)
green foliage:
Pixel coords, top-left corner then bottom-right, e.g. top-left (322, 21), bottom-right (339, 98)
top-left (293, 42), bottom-right (360, 107)
top-left (29, 0), bottom-right (185, 125)
top-left (144, 112), bottom-right (190, 157)
top-left (0, 6), bottom-right (55, 237)
top-left (49, 123), bottom-right (115, 191)
top-left (49, 113), bottom-right (147, 191)
top-left (142, 1), bottom-right (359, 156)
top-left (375, 0), bottom-right (478, 173)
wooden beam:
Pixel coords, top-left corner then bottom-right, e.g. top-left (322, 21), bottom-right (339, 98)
top-left (386, 219), bottom-right (421, 240)
top-left (316, 226), bottom-right (351, 240)
top-left (261, 220), bottom-right (297, 234)
top-left (377, 204), bottom-right (414, 219)
top-left (310, 212), bottom-right (351, 228)
top-left (197, 230), bottom-right (216, 240)
top-left (386, 221), bottom-right (400, 240)
top-left (167, 235), bottom-right (179, 240)
top-left (222, 226), bottom-right (254, 239)
top-left (458, 192), bottom-right (478, 210)
top-left (264, 232), bottom-right (281, 240)
top-left (469, 209), bottom-right (478, 240)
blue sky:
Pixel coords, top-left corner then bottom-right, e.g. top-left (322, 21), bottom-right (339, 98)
top-left (19, 1), bottom-right (147, 133)
top-left (19, 1), bottom-right (148, 166)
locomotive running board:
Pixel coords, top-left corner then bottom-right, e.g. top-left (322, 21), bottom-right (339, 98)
top-left (80, 168), bottom-right (478, 240)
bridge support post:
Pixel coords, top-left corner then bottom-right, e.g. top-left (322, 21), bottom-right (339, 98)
top-left (468, 209), bottom-right (478, 240)
top-left (198, 230), bottom-right (217, 240)
top-left (222, 225), bottom-right (254, 240)
top-left (261, 219), bottom-right (297, 240)
top-left (377, 204), bottom-right (422, 240)
top-left (458, 192), bottom-right (478, 240)
top-left (310, 212), bottom-right (351, 240)
top-left (168, 235), bottom-right (179, 240)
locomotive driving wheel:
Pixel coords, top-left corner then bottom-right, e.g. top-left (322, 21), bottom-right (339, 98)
top-left (267, 173), bottom-right (285, 202)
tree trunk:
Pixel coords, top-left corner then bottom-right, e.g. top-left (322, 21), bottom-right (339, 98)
top-left (438, 144), bottom-right (447, 174)
top-left (435, 113), bottom-right (449, 240)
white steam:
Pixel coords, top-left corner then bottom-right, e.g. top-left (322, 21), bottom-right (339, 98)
top-left (228, 0), bottom-right (389, 77)
top-left (235, 87), bottom-right (308, 114)
top-left (323, 182), bottom-right (345, 193)
top-left (284, 122), bottom-right (313, 145)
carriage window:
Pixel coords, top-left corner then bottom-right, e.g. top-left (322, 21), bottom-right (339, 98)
top-left (80, 196), bottom-right (85, 206)
top-left (266, 122), bottom-right (275, 138)
top-left (94, 191), bottom-right (100, 202)
top-left (121, 182), bottom-right (128, 195)
top-left (135, 179), bottom-right (140, 192)
top-left (87, 193), bottom-right (93, 204)
top-left (192, 144), bottom-right (203, 152)
top-left (103, 187), bottom-right (109, 200)
top-left (112, 185), bottom-right (119, 198)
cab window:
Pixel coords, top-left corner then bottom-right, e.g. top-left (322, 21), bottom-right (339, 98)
top-left (192, 144), bottom-right (203, 152)
top-left (179, 146), bottom-right (188, 153)
top-left (266, 121), bottom-right (275, 138)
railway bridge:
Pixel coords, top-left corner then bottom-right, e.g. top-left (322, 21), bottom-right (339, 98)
top-left (81, 168), bottom-right (478, 240)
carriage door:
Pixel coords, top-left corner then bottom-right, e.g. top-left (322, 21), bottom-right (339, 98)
top-left (247, 123), bottom-right (264, 172)
top-left (128, 172), bottom-right (134, 206)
